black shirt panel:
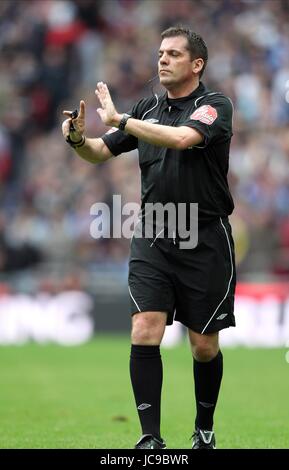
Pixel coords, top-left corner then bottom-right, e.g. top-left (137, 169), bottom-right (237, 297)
top-left (99, 83), bottom-right (234, 226)
top-left (173, 93), bottom-right (234, 220)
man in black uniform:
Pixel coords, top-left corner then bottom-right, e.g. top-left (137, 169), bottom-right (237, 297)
top-left (62, 26), bottom-right (236, 449)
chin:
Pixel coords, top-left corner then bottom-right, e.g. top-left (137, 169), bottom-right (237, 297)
top-left (159, 77), bottom-right (174, 88)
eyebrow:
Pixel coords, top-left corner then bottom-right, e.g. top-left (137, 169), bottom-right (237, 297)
top-left (158, 48), bottom-right (183, 54)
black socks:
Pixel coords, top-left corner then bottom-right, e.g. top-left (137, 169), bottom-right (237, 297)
top-left (193, 350), bottom-right (223, 431)
top-left (130, 345), bottom-right (163, 439)
top-left (130, 345), bottom-right (223, 437)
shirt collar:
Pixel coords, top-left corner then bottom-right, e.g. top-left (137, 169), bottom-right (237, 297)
top-left (160, 82), bottom-right (207, 111)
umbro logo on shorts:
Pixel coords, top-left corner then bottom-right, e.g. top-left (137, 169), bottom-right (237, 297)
top-left (216, 313), bottom-right (228, 320)
top-left (137, 403), bottom-right (152, 410)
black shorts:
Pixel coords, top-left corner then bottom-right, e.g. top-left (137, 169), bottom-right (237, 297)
top-left (128, 217), bottom-right (236, 334)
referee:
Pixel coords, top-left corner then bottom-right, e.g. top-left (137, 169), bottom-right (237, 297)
top-left (62, 26), bottom-right (236, 449)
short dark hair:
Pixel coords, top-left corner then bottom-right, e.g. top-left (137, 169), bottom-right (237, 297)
top-left (161, 26), bottom-right (208, 77)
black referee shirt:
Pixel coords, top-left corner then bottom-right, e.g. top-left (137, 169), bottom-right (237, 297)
top-left (102, 82), bottom-right (234, 227)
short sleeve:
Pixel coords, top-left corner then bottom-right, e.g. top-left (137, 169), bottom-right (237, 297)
top-left (101, 127), bottom-right (137, 156)
top-left (181, 94), bottom-right (233, 147)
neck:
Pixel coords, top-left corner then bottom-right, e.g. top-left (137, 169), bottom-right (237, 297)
top-left (167, 79), bottom-right (200, 99)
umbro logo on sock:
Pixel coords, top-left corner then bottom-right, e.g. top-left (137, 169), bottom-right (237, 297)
top-left (199, 401), bottom-right (214, 408)
top-left (137, 403), bottom-right (152, 410)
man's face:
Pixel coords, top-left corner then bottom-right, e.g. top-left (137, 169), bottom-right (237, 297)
top-left (158, 36), bottom-right (195, 89)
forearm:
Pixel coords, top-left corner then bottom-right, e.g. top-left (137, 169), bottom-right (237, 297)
top-left (112, 115), bottom-right (201, 149)
top-left (73, 137), bottom-right (112, 163)
top-left (119, 117), bottom-right (185, 149)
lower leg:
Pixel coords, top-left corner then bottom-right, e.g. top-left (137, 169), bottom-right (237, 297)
top-left (193, 350), bottom-right (223, 430)
top-left (130, 312), bottom-right (167, 438)
top-left (189, 331), bottom-right (223, 430)
top-left (130, 344), bottom-right (163, 438)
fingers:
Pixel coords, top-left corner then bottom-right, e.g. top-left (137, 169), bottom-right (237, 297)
top-left (62, 100), bottom-right (85, 138)
top-left (96, 108), bottom-right (104, 120)
top-left (95, 81), bottom-right (106, 94)
top-left (95, 88), bottom-right (103, 106)
top-left (95, 81), bottom-right (111, 102)
top-left (79, 100), bottom-right (85, 119)
top-left (62, 111), bottom-right (76, 134)
top-left (63, 100), bottom-right (85, 119)
top-left (62, 118), bottom-right (72, 137)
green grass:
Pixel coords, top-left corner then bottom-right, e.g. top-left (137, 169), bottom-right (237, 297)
top-left (0, 336), bottom-right (288, 449)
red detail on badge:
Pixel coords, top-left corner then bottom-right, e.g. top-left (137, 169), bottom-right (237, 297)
top-left (190, 105), bottom-right (218, 125)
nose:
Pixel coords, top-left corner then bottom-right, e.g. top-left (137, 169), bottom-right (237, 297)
top-left (159, 53), bottom-right (169, 65)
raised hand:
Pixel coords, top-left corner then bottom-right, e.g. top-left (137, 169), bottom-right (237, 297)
top-left (95, 82), bottom-right (120, 127)
top-left (62, 100), bottom-right (86, 142)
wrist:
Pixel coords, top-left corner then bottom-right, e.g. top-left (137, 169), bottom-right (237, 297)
top-left (110, 113), bottom-right (122, 128)
top-left (118, 113), bottom-right (132, 131)
top-left (66, 134), bottom-right (86, 149)
top-left (69, 129), bottom-right (82, 141)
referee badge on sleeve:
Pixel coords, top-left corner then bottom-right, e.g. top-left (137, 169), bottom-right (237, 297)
top-left (190, 105), bottom-right (218, 125)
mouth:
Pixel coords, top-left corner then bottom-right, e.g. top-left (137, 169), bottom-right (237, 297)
top-left (159, 70), bottom-right (171, 74)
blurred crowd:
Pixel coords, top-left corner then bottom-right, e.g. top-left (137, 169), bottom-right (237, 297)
top-left (1, 0), bottom-right (289, 287)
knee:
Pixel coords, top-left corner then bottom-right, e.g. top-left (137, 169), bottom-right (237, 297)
top-left (131, 314), bottom-right (165, 345)
top-left (192, 343), bottom-right (219, 362)
top-left (131, 324), bottom-right (152, 345)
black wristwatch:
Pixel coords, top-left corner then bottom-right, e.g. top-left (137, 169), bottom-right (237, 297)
top-left (118, 113), bottom-right (131, 131)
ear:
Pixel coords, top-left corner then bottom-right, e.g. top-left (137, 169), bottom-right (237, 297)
top-left (192, 58), bottom-right (204, 75)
